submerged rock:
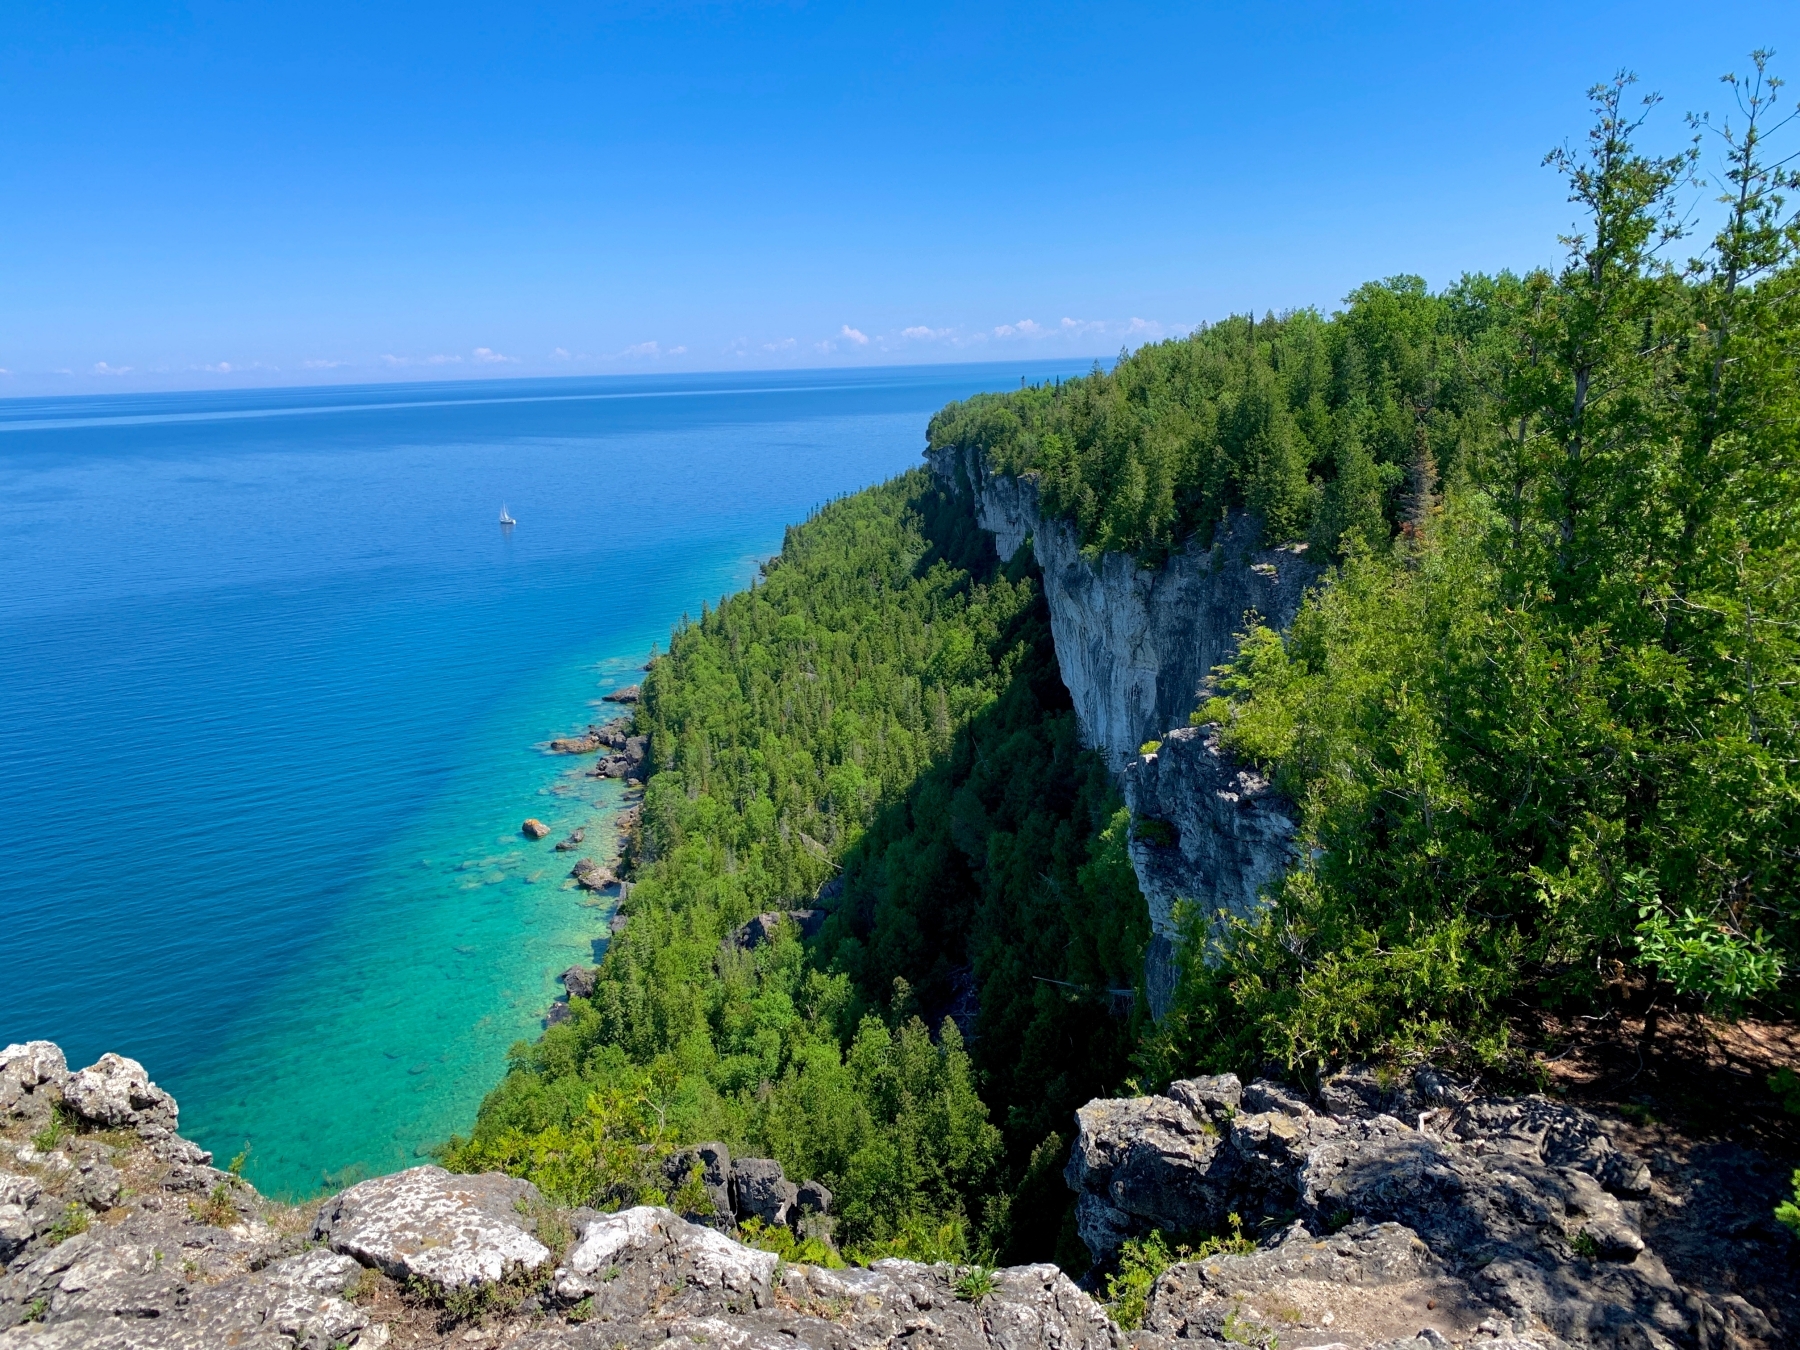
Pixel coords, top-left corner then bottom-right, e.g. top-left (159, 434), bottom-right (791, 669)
top-left (547, 730), bottom-right (604, 754)
top-left (570, 858), bottom-right (615, 890)
top-left (521, 818), bottom-right (551, 840)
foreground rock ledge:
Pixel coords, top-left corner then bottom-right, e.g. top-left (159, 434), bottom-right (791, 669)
top-left (2, 1039), bottom-right (1781, 1349)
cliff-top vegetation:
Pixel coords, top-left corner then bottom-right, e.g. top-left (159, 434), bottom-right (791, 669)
top-left (933, 66), bottom-right (1800, 1078)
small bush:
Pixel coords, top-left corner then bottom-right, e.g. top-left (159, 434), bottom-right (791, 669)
top-left (189, 1184), bottom-right (238, 1228)
top-left (953, 1264), bottom-right (997, 1303)
top-left (1104, 1232), bottom-right (1180, 1331)
top-left (1769, 1068), bottom-right (1800, 1116)
top-left (48, 1203), bottom-right (89, 1244)
top-left (31, 1107), bottom-right (74, 1153)
top-left (739, 1216), bottom-right (845, 1269)
top-left (1776, 1170), bottom-right (1800, 1237)
top-left (1132, 818), bottom-right (1178, 849)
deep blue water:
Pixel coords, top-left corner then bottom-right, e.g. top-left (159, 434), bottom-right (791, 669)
top-left (0, 363), bottom-right (1091, 1196)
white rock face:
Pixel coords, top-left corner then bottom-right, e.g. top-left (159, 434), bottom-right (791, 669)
top-left (544, 1206), bottom-right (1117, 1350)
top-left (931, 443), bottom-right (1320, 774)
top-left (1123, 724), bottom-right (1303, 1013)
top-left (556, 1205), bottom-right (778, 1303)
top-left (311, 1165), bottom-right (552, 1290)
top-left (930, 445), bottom-right (1319, 1014)
top-left (61, 1053), bottom-right (178, 1138)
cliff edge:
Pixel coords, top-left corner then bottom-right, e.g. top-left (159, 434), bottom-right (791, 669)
top-left (928, 443), bottom-right (1318, 1014)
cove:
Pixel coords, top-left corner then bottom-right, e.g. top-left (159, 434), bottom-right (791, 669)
top-left (0, 362), bottom-right (1095, 1197)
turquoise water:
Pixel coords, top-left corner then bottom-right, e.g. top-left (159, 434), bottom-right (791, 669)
top-left (0, 363), bottom-right (1092, 1197)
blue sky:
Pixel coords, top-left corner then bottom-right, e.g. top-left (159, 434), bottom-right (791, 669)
top-left (3, 0), bottom-right (1795, 394)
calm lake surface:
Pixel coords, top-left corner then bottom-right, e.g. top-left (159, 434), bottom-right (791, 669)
top-left (0, 362), bottom-right (1091, 1196)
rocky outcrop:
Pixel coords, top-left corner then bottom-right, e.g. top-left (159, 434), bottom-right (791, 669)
top-left (0, 1042), bottom-right (1139, 1349)
top-left (0, 1046), bottom-right (67, 1126)
top-left (1067, 1068), bottom-right (1773, 1350)
top-left (929, 444), bottom-right (1319, 1014)
top-left (1, 1041), bottom-right (377, 1349)
top-left (560, 965), bottom-right (597, 1001)
top-left (1138, 1220), bottom-right (1537, 1350)
top-left (1123, 725), bottom-right (1302, 1015)
top-left (61, 1054), bottom-right (178, 1140)
top-left (312, 1166), bottom-right (553, 1290)
top-left (727, 909), bottom-right (825, 951)
top-left (540, 1206), bottom-right (1118, 1350)
top-left (661, 1143), bottom-right (734, 1229)
top-left (602, 684), bottom-right (641, 704)
top-left (522, 818), bottom-right (551, 840)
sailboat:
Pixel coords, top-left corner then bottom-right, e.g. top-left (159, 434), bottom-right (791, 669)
top-left (499, 504), bottom-right (516, 526)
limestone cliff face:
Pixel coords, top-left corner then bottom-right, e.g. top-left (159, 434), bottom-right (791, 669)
top-left (929, 444), bottom-right (1319, 1014)
top-left (1122, 725), bottom-right (1302, 1014)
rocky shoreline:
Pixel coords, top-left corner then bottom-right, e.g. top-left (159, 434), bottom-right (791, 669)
top-left (526, 684), bottom-right (651, 1028)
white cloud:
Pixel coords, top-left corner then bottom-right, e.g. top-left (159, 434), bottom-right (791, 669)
top-left (303, 358), bottom-right (348, 369)
top-left (839, 325), bottom-right (869, 345)
top-left (473, 347), bottom-right (517, 364)
top-left (763, 337), bottom-right (797, 352)
top-left (92, 361), bottom-right (133, 375)
top-left (902, 326), bottom-right (953, 341)
top-left (203, 362), bottom-right (236, 374)
top-left (550, 347), bottom-right (571, 359)
top-left (0, 367), bottom-right (11, 376)
top-left (426, 353), bottom-right (462, 365)
top-left (669, 345), bottom-right (687, 355)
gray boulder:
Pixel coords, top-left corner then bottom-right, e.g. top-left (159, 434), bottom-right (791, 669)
top-left (61, 1053), bottom-right (178, 1138)
top-left (1165, 1073), bottom-right (1241, 1124)
top-left (1064, 1093), bottom-right (1234, 1256)
top-left (0, 1042), bottom-right (69, 1123)
top-left (662, 1141), bottom-right (733, 1229)
top-left (561, 964), bottom-right (598, 1000)
top-left (311, 1164), bottom-right (552, 1290)
top-left (731, 1157), bottom-right (797, 1228)
top-left (1141, 1220), bottom-right (1497, 1349)
top-left (1064, 1070), bottom-right (1740, 1349)
top-left (795, 1178), bottom-right (831, 1216)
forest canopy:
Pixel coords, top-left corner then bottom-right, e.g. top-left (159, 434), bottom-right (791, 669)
top-left (451, 63), bottom-right (1800, 1270)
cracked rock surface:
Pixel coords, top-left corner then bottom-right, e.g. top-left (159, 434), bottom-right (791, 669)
top-left (1070, 1068), bottom-right (1779, 1349)
top-left (4, 1040), bottom-right (1782, 1350)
